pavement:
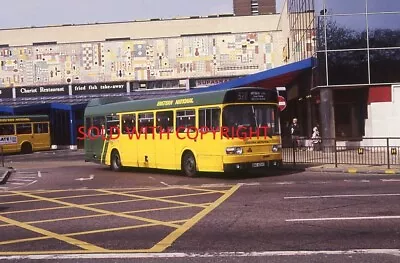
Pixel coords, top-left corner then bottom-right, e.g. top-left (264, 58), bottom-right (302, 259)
top-left (281, 163), bottom-right (400, 175)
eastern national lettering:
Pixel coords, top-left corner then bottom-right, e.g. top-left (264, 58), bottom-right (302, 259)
top-left (156, 98), bottom-right (194, 107)
top-left (174, 98), bottom-right (194, 105)
top-left (157, 100), bottom-right (174, 106)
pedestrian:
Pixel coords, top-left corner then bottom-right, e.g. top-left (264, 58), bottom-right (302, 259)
top-left (289, 118), bottom-right (301, 149)
top-left (311, 125), bottom-right (321, 151)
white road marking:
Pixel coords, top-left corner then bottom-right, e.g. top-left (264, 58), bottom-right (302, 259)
top-left (160, 181), bottom-right (169, 186)
top-left (10, 182), bottom-right (25, 185)
top-left (15, 171), bottom-right (37, 174)
top-left (37, 171), bottom-right (42, 178)
top-left (275, 181), bottom-right (295, 185)
top-left (200, 183), bottom-right (230, 187)
top-left (75, 175), bottom-right (94, 181)
top-left (286, 216), bottom-right (400, 222)
top-left (381, 179), bottom-right (400, 182)
top-left (148, 176), bottom-right (155, 180)
top-left (284, 193), bottom-right (400, 199)
top-left (239, 182), bottom-right (260, 186)
top-left (0, 249), bottom-right (398, 260)
top-left (344, 180), bottom-right (370, 183)
top-left (5, 180), bottom-right (38, 190)
top-left (8, 178), bottom-right (33, 182)
top-left (14, 176), bottom-right (37, 179)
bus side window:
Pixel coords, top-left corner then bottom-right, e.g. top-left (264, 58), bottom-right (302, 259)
top-left (156, 111), bottom-right (174, 133)
top-left (33, 123), bottom-right (49, 134)
top-left (176, 109), bottom-right (196, 133)
top-left (92, 116), bottom-right (105, 137)
top-left (138, 112), bottom-right (154, 134)
top-left (106, 114), bottom-right (119, 135)
top-left (0, 124), bottom-right (15, 135)
top-left (121, 114), bottom-right (136, 134)
top-left (16, 124), bottom-right (32, 135)
top-left (199, 108), bottom-right (221, 132)
top-left (85, 117), bottom-right (92, 135)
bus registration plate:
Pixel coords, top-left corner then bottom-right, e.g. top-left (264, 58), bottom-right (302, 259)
top-left (252, 162), bottom-right (265, 168)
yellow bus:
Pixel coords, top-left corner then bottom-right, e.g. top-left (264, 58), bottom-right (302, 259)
top-left (0, 115), bottom-right (51, 154)
top-left (82, 87), bottom-right (282, 177)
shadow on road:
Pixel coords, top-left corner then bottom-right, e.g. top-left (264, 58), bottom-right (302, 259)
top-left (101, 165), bottom-right (306, 180)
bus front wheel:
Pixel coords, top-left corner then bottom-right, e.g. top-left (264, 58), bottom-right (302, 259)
top-left (182, 151), bottom-right (197, 177)
top-left (110, 150), bottom-right (122, 172)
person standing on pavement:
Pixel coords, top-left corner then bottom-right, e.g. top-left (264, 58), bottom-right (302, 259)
top-left (290, 118), bottom-right (301, 149)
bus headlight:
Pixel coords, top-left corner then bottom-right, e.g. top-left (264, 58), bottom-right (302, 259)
top-left (272, 144), bottom-right (281, 152)
top-left (226, 147), bottom-right (243, 155)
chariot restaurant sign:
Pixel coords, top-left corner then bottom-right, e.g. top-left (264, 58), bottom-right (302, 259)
top-left (72, 82), bottom-right (126, 95)
top-left (0, 88), bottom-right (13, 99)
top-left (16, 85), bottom-right (69, 97)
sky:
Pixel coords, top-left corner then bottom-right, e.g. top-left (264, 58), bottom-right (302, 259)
top-left (0, 0), bottom-right (285, 29)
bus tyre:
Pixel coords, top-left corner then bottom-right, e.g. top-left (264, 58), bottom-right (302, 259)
top-left (21, 142), bottom-right (32, 154)
top-left (182, 151), bottom-right (197, 177)
top-left (110, 150), bottom-right (122, 172)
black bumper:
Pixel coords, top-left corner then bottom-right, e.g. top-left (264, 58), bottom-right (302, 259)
top-left (223, 160), bottom-right (283, 172)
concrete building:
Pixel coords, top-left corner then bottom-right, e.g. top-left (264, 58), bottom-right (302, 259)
top-left (233, 0), bottom-right (276, 15)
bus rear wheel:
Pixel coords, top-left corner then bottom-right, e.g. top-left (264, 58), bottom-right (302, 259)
top-left (110, 150), bottom-right (122, 172)
top-left (21, 142), bottom-right (32, 154)
top-left (182, 151), bottom-right (197, 177)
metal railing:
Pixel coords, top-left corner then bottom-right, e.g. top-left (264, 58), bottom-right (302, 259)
top-left (281, 137), bottom-right (400, 168)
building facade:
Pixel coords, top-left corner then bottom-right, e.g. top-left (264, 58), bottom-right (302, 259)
top-left (0, 15), bottom-right (282, 89)
top-left (284, 0), bottom-right (400, 144)
top-left (233, 0), bottom-right (276, 15)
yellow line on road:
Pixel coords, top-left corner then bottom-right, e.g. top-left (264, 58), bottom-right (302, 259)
top-left (149, 184), bottom-right (241, 252)
top-left (0, 187), bottom-right (185, 205)
top-left (0, 203), bottom-right (211, 228)
top-left (0, 205), bottom-right (69, 215)
top-left (176, 186), bottom-right (227, 194)
top-left (0, 249), bottom-right (151, 256)
top-left (0, 215), bottom-right (106, 251)
top-left (11, 191), bottom-right (180, 229)
top-left (96, 189), bottom-right (209, 208)
top-left (0, 219), bottom-right (188, 246)
top-left (67, 219), bottom-right (187, 237)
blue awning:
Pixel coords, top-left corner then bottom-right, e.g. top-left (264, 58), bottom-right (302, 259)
top-left (13, 103), bottom-right (72, 113)
top-left (189, 57), bottom-right (314, 93)
top-left (0, 106), bottom-right (14, 114)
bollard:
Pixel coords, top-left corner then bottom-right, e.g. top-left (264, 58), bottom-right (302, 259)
top-left (387, 138), bottom-right (390, 169)
top-left (1, 146), bottom-right (3, 167)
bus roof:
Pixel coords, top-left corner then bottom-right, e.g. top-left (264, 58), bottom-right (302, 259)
top-left (0, 115), bottom-right (49, 123)
top-left (84, 87), bottom-right (277, 116)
